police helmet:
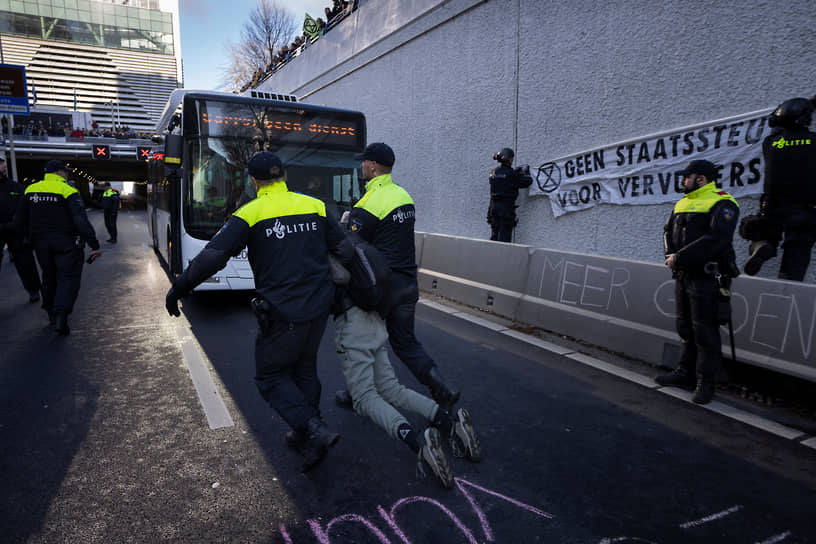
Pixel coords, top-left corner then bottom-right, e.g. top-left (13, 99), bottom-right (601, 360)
top-left (493, 147), bottom-right (514, 164)
top-left (768, 97), bottom-right (814, 129)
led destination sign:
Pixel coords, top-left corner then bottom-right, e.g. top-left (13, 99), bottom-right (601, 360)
top-left (196, 101), bottom-right (364, 149)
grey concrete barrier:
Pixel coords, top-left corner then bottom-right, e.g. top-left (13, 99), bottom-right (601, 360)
top-left (416, 232), bottom-right (816, 383)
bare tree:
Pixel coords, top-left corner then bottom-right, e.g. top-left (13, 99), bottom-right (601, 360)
top-left (220, 0), bottom-right (297, 92)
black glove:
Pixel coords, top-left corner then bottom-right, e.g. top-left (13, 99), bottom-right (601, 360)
top-left (165, 286), bottom-right (184, 317)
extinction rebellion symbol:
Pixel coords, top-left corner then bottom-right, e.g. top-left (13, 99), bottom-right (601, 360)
top-left (536, 162), bottom-right (561, 193)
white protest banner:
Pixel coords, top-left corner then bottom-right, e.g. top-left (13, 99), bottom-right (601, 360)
top-left (530, 108), bottom-right (774, 217)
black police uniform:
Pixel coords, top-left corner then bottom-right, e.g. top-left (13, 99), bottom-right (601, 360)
top-left (0, 169), bottom-right (42, 299)
top-left (751, 127), bottom-right (816, 280)
top-left (662, 182), bottom-right (739, 398)
top-left (101, 186), bottom-right (120, 242)
top-left (348, 172), bottom-right (459, 409)
top-left (167, 178), bottom-right (352, 469)
top-left (13, 171), bottom-right (100, 324)
top-left (488, 163), bottom-right (532, 242)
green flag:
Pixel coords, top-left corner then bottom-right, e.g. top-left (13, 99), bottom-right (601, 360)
top-left (303, 13), bottom-right (320, 38)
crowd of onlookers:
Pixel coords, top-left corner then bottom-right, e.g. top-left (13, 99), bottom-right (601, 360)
top-left (240, 0), bottom-right (358, 92)
top-left (9, 120), bottom-right (152, 141)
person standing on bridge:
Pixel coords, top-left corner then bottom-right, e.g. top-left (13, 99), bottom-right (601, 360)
top-left (739, 95), bottom-right (816, 281)
top-left (335, 143), bottom-right (461, 414)
top-left (13, 160), bottom-right (102, 335)
top-left (0, 156), bottom-right (43, 303)
top-left (487, 147), bottom-right (532, 243)
top-left (655, 159), bottom-right (740, 404)
top-left (164, 151), bottom-right (353, 473)
top-left (100, 182), bottom-right (120, 243)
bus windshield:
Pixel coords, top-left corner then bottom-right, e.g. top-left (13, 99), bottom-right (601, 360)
top-left (181, 97), bottom-right (366, 240)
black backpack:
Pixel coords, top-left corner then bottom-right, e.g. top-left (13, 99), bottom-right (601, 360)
top-left (346, 234), bottom-right (391, 313)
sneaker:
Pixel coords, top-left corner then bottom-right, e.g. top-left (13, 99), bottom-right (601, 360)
top-left (450, 408), bottom-right (481, 462)
top-left (744, 241), bottom-right (775, 276)
top-left (654, 369), bottom-right (695, 389)
top-left (416, 427), bottom-right (454, 488)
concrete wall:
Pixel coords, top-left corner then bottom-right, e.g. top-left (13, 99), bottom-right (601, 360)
top-left (259, 0), bottom-right (816, 285)
top-left (416, 232), bottom-right (816, 383)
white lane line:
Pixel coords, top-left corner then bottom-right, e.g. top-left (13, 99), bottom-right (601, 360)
top-left (418, 298), bottom-right (459, 314)
top-left (566, 352), bottom-right (660, 388)
top-left (451, 311), bottom-right (509, 331)
top-left (418, 298), bottom-right (815, 449)
top-left (174, 323), bottom-right (234, 430)
top-left (679, 505), bottom-right (742, 528)
top-left (801, 436), bottom-right (816, 450)
top-left (501, 329), bottom-right (576, 355)
top-left (755, 531), bottom-right (792, 544)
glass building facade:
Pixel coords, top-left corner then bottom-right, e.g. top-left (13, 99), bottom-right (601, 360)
top-left (0, 0), bottom-right (174, 54)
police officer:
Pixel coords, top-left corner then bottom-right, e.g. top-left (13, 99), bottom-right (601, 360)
top-left (0, 156), bottom-right (42, 302)
top-left (487, 147), bottom-right (532, 242)
top-left (13, 160), bottom-right (102, 335)
top-left (655, 159), bottom-right (740, 404)
top-left (740, 96), bottom-right (816, 281)
top-left (164, 152), bottom-right (352, 473)
top-left (335, 143), bottom-right (461, 412)
top-left (100, 182), bottom-right (120, 243)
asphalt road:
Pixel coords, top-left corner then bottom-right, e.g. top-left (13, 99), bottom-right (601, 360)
top-left (1, 210), bottom-right (815, 544)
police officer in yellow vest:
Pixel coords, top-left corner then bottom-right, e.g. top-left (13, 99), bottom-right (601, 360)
top-left (13, 160), bottom-right (102, 335)
top-left (655, 159), bottom-right (740, 404)
top-left (335, 143), bottom-right (460, 412)
top-left (100, 182), bottom-right (120, 243)
top-left (164, 152), bottom-right (352, 473)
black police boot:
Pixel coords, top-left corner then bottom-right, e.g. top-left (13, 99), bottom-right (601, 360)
top-left (744, 241), bottom-right (776, 276)
top-left (299, 416), bottom-right (340, 473)
top-left (426, 367), bottom-right (460, 413)
top-left (334, 389), bottom-right (353, 409)
top-left (654, 367), bottom-right (695, 389)
top-left (284, 428), bottom-right (309, 454)
top-left (692, 378), bottom-right (716, 405)
top-left (54, 313), bottom-right (70, 336)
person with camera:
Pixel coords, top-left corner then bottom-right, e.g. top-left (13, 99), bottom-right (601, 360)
top-left (740, 95), bottom-right (816, 281)
top-left (487, 147), bottom-right (532, 243)
top-left (13, 160), bottom-right (102, 335)
top-left (164, 152), bottom-right (352, 473)
top-left (654, 159), bottom-right (740, 405)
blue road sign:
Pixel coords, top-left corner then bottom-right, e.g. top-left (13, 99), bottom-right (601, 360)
top-left (0, 64), bottom-right (30, 115)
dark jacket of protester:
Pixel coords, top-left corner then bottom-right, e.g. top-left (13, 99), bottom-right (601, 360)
top-left (664, 181), bottom-right (739, 382)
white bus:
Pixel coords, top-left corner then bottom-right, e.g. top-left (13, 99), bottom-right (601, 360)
top-left (147, 90), bottom-right (367, 290)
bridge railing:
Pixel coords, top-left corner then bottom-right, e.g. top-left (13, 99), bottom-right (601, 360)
top-left (416, 232), bottom-right (816, 384)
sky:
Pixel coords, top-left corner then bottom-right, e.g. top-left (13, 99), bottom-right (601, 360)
top-left (178, 0), bottom-right (330, 91)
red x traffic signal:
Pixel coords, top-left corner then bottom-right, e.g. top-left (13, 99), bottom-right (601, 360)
top-left (137, 146), bottom-right (151, 160)
top-left (92, 144), bottom-right (111, 160)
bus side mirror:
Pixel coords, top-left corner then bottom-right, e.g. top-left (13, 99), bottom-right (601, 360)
top-left (164, 134), bottom-right (183, 167)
